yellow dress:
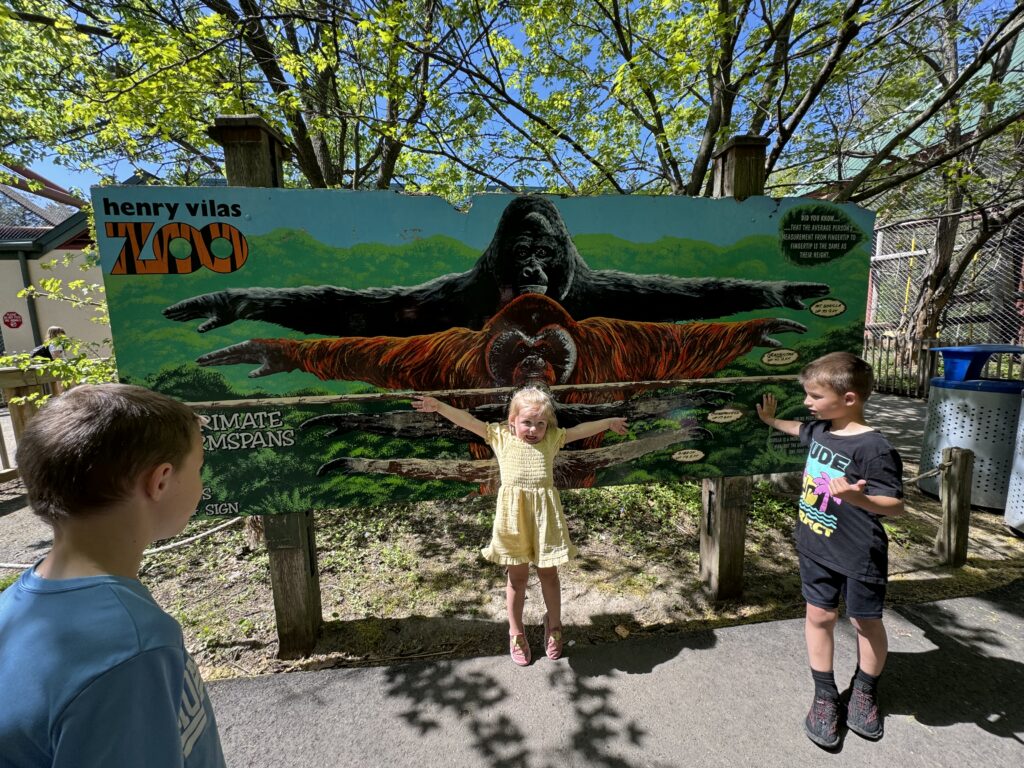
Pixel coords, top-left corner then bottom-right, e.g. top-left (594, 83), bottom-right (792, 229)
top-left (480, 422), bottom-right (577, 568)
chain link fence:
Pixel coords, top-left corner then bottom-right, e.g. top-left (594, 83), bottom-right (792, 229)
top-left (865, 216), bottom-right (1024, 396)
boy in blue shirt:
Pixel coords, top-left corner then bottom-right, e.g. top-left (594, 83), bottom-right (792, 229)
top-left (0, 384), bottom-right (225, 767)
top-left (758, 352), bottom-right (903, 748)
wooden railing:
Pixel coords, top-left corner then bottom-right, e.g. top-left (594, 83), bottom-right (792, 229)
top-left (863, 331), bottom-right (939, 398)
top-left (0, 366), bottom-right (61, 483)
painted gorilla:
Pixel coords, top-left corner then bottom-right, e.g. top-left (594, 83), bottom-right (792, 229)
top-left (163, 195), bottom-right (829, 336)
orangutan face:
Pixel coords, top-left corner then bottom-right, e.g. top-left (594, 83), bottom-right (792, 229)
top-left (484, 294), bottom-right (578, 387)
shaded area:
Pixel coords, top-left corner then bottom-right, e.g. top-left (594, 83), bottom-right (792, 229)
top-left (381, 626), bottom-right (716, 768)
top-left (886, 579), bottom-right (1024, 743)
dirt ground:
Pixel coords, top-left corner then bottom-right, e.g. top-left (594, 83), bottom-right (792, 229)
top-left (2, 469), bottom-right (1023, 681)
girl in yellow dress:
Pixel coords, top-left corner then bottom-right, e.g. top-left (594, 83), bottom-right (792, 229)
top-left (413, 387), bottom-right (628, 666)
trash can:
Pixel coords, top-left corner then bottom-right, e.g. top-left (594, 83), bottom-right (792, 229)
top-left (918, 344), bottom-right (1024, 509)
top-left (1006, 390), bottom-right (1024, 533)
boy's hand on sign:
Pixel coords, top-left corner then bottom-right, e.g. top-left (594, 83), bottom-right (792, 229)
top-left (756, 393), bottom-right (777, 425)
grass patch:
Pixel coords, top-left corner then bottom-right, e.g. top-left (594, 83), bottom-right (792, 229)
top-left (136, 478), bottom-right (1024, 678)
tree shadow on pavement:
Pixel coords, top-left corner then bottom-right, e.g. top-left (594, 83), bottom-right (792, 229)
top-left (0, 482), bottom-right (27, 518)
top-left (380, 621), bottom-right (715, 768)
top-left (885, 580), bottom-right (1024, 743)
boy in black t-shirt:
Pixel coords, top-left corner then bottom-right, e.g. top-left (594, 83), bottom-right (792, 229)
top-left (758, 352), bottom-right (903, 749)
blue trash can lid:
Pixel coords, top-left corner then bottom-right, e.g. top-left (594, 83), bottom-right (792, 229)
top-left (930, 377), bottom-right (1024, 394)
top-left (932, 344), bottom-right (1024, 382)
top-left (932, 344), bottom-right (1024, 353)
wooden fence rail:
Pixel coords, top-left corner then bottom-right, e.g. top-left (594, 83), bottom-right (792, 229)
top-left (0, 366), bottom-right (61, 483)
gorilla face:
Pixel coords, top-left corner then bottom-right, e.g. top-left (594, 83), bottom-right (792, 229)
top-left (496, 211), bottom-right (573, 303)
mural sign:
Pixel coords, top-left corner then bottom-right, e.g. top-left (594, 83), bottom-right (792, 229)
top-left (92, 189), bottom-right (873, 516)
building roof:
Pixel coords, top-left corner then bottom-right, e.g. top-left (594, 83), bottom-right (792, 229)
top-left (0, 210), bottom-right (90, 254)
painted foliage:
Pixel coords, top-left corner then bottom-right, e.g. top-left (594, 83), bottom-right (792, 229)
top-left (92, 189), bottom-right (873, 516)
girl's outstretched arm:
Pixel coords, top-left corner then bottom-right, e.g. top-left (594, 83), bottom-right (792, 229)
top-left (564, 417), bottom-right (628, 444)
top-left (412, 395), bottom-right (488, 439)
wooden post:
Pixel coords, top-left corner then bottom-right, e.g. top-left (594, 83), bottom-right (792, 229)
top-left (208, 115), bottom-right (321, 659)
top-left (711, 135), bottom-right (770, 200)
top-left (5, 385), bottom-right (43, 443)
top-left (935, 447), bottom-right (974, 567)
top-left (0, 367), bottom-right (58, 441)
top-left (263, 511), bottom-right (321, 654)
top-left (1, 367), bottom-right (61, 482)
top-left (697, 135), bottom-right (768, 599)
top-left (699, 476), bottom-right (753, 600)
top-left (207, 115), bottom-right (289, 188)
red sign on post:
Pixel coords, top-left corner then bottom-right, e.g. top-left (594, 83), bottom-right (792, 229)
top-left (3, 311), bottom-right (23, 329)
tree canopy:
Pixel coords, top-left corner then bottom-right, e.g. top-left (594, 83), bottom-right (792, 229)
top-left (2, 0), bottom-right (1022, 355)
top-left (1, 0), bottom-right (1020, 203)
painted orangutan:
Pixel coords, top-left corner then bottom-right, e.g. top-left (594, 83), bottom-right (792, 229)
top-left (194, 293), bottom-right (807, 391)
top-left (197, 293), bottom-right (802, 486)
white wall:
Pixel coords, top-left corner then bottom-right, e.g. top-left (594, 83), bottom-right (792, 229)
top-left (0, 250), bottom-right (111, 356)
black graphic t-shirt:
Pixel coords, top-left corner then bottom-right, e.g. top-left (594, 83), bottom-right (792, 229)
top-left (796, 421), bottom-right (903, 584)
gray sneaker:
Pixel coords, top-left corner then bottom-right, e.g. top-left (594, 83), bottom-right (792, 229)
top-left (846, 682), bottom-right (883, 740)
top-left (804, 695), bottom-right (841, 748)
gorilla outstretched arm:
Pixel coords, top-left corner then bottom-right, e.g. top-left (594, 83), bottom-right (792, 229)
top-left (164, 269), bottom-right (497, 336)
top-left (165, 194), bottom-right (829, 336)
top-left (563, 271), bottom-right (830, 322)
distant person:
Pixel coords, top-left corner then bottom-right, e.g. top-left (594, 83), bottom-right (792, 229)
top-left (29, 325), bottom-right (67, 360)
top-left (413, 386), bottom-right (628, 665)
top-left (757, 352), bottom-right (904, 748)
top-left (0, 384), bottom-right (226, 767)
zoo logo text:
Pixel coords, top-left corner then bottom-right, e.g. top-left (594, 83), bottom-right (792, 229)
top-left (102, 196), bottom-right (247, 276)
top-left (106, 220), bottom-right (249, 275)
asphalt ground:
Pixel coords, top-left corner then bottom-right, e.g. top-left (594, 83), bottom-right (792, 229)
top-left (208, 579), bottom-right (1024, 767)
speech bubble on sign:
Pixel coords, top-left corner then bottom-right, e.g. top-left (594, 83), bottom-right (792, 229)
top-left (779, 205), bottom-right (864, 266)
top-left (810, 298), bottom-right (847, 318)
top-left (762, 348), bottom-right (799, 366)
top-left (672, 449), bottom-right (705, 463)
top-left (707, 408), bottom-right (743, 424)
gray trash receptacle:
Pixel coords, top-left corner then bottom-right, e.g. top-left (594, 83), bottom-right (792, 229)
top-left (1006, 390), bottom-right (1024, 533)
top-left (919, 345), bottom-right (1024, 510)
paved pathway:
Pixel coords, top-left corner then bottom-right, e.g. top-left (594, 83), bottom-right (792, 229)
top-left (209, 579), bottom-right (1024, 767)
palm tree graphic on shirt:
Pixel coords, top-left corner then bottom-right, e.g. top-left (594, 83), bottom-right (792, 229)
top-left (812, 472), bottom-right (844, 513)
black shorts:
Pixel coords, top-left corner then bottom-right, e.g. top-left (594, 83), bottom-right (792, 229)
top-left (798, 554), bottom-right (886, 619)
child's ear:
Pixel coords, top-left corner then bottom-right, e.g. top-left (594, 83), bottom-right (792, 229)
top-left (143, 462), bottom-right (175, 501)
top-left (844, 391), bottom-right (858, 406)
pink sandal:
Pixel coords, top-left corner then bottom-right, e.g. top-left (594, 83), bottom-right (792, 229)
top-left (543, 613), bottom-right (563, 660)
top-left (509, 633), bottom-right (531, 666)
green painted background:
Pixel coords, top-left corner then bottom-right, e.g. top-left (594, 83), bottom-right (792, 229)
top-left (92, 189), bottom-right (873, 515)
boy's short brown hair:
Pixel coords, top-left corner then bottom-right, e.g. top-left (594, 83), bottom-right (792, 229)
top-left (799, 351), bottom-right (874, 401)
top-left (16, 384), bottom-right (201, 523)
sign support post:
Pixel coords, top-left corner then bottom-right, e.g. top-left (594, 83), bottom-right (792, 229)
top-left (207, 115), bottom-right (322, 658)
top-left (698, 135), bottom-right (768, 600)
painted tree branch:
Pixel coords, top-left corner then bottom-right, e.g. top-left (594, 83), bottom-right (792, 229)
top-left (300, 389), bottom-right (732, 439)
top-left (317, 426), bottom-right (706, 481)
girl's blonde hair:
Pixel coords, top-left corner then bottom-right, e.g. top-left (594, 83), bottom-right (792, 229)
top-left (507, 386), bottom-right (557, 425)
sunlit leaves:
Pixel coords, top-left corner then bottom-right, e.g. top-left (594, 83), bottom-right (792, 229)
top-left (2, 0), bottom-right (1021, 200)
